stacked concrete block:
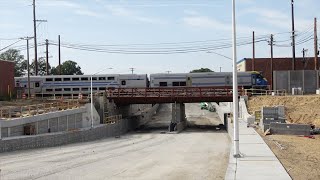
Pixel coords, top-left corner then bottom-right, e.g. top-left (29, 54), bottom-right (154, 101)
top-left (270, 123), bottom-right (311, 136)
top-left (260, 106), bottom-right (286, 132)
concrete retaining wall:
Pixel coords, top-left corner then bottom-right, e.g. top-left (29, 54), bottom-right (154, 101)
top-left (270, 123), bottom-right (311, 136)
top-left (0, 104), bottom-right (100, 139)
top-left (0, 119), bottom-right (130, 153)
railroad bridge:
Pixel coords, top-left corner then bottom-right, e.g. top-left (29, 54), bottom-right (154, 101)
top-left (106, 87), bottom-right (241, 132)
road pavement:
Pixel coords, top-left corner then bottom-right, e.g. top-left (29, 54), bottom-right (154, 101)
top-left (0, 103), bottom-right (230, 180)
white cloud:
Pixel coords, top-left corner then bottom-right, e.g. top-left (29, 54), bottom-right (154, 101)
top-left (183, 10), bottom-right (199, 16)
top-left (40, 0), bottom-right (102, 18)
top-left (105, 5), bottom-right (167, 25)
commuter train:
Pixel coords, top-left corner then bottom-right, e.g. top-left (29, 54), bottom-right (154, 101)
top-left (14, 72), bottom-right (268, 96)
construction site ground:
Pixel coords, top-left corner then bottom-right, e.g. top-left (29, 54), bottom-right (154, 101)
top-left (248, 96), bottom-right (320, 179)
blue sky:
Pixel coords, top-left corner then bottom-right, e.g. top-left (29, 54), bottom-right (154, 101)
top-left (0, 0), bottom-right (319, 75)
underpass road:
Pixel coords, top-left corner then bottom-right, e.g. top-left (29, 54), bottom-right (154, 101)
top-left (0, 104), bottom-right (230, 180)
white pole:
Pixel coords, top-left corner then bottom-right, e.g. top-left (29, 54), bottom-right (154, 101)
top-left (90, 75), bottom-right (94, 128)
top-left (232, 0), bottom-right (240, 157)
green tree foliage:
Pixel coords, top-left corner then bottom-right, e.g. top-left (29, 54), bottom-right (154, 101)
top-left (51, 60), bottom-right (83, 75)
top-left (30, 57), bottom-right (51, 76)
top-left (190, 68), bottom-right (214, 73)
top-left (0, 49), bottom-right (26, 77)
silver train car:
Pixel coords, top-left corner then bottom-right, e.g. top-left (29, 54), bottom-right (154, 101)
top-left (15, 74), bottom-right (148, 97)
top-left (149, 72), bottom-right (268, 88)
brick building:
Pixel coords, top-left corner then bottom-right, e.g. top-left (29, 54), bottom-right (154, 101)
top-left (237, 57), bottom-right (320, 85)
top-left (0, 59), bottom-right (15, 99)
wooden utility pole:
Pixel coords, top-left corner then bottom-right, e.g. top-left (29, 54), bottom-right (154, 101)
top-left (315, 18), bottom-right (318, 70)
top-left (58, 35), bottom-right (61, 75)
top-left (33, 0), bottom-right (38, 75)
top-left (302, 48), bottom-right (308, 69)
top-left (269, 34), bottom-right (274, 90)
top-left (252, 31), bottom-right (255, 71)
top-left (20, 37), bottom-right (33, 97)
top-left (45, 39), bottom-right (49, 75)
top-left (27, 38), bottom-right (31, 97)
top-left (291, 0), bottom-right (296, 70)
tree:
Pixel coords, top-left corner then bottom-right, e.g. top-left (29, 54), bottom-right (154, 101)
top-left (51, 60), bottom-right (83, 75)
top-left (190, 68), bottom-right (214, 73)
top-left (30, 57), bottom-right (51, 76)
top-left (0, 49), bottom-right (26, 77)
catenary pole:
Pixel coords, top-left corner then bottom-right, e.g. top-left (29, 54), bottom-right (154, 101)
top-left (232, 0), bottom-right (240, 157)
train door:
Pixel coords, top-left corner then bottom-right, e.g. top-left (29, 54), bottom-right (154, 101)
top-left (251, 74), bottom-right (257, 86)
top-left (225, 75), bottom-right (231, 86)
top-left (187, 75), bottom-right (192, 87)
top-left (33, 81), bottom-right (42, 93)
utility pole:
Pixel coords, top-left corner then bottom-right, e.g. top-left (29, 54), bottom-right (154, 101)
top-left (252, 31), bottom-right (255, 71)
top-left (130, 68), bottom-right (135, 74)
top-left (291, 0), bottom-right (296, 70)
top-left (269, 34), bottom-right (274, 90)
top-left (58, 35), bottom-right (61, 75)
top-left (302, 48), bottom-right (308, 69)
top-left (21, 37), bottom-right (33, 98)
top-left (315, 18), bottom-right (318, 70)
top-left (45, 39), bottom-right (49, 75)
top-left (33, 0), bottom-right (38, 75)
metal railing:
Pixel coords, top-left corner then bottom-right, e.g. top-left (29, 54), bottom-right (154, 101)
top-left (243, 89), bottom-right (287, 96)
top-left (0, 100), bottom-right (81, 119)
top-left (104, 115), bottom-right (122, 124)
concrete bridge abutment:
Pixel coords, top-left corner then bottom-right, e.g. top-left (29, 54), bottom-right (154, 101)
top-left (170, 103), bottom-right (187, 132)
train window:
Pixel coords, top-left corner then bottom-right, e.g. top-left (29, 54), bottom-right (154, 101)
top-left (46, 89), bottom-right (53, 92)
top-left (173, 82), bottom-right (179, 86)
top-left (24, 85), bottom-right (27, 88)
top-left (73, 88), bottom-right (80, 91)
top-left (72, 78), bottom-right (80, 81)
top-left (93, 87), bottom-right (98, 90)
top-left (63, 78), bottom-right (71, 81)
top-left (55, 88), bottom-right (62, 92)
top-left (82, 88), bottom-right (89, 91)
top-left (108, 77), bottom-right (115, 80)
top-left (121, 80), bottom-right (126, 85)
top-left (99, 87), bottom-right (106, 90)
top-left (99, 77), bottom-right (106, 81)
top-left (92, 77), bottom-right (97, 81)
top-left (64, 88), bottom-right (71, 91)
top-left (81, 77), bottom-right (89, 81)
top-left (180, 82), bottom-right (186, 86)
top-left (35, 82), bottom-right (40, 87)
top-left (159, 82), bottom-right (167, 87)
top-left (55, 78), bottom-right (62, 81)
top-left (46, 78), bottom-right (53, 82)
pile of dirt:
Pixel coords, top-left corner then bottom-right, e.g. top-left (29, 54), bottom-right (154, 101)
top-left (248, 95), bottom-right (320, 127)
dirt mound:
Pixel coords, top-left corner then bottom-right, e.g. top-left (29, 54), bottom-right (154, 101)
top-left (248, 96), bottom-right (320, 127)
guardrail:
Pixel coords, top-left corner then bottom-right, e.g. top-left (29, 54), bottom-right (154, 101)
top-left (0, 100), bottom-right (81, 119)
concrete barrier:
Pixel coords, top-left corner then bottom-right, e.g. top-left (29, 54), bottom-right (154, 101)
top-left (270, 123), bottom-right (311, 136)
top-left (0, 119), bottom-right (131, 153)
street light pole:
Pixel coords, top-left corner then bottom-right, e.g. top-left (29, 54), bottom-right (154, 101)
top-left (232, 0), bottom-right (240, 158)
top-left (90, 67), bottom-right (113, 128)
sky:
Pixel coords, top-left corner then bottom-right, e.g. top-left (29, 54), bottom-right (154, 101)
top-left (0, 0), bottom-right (319, 75)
